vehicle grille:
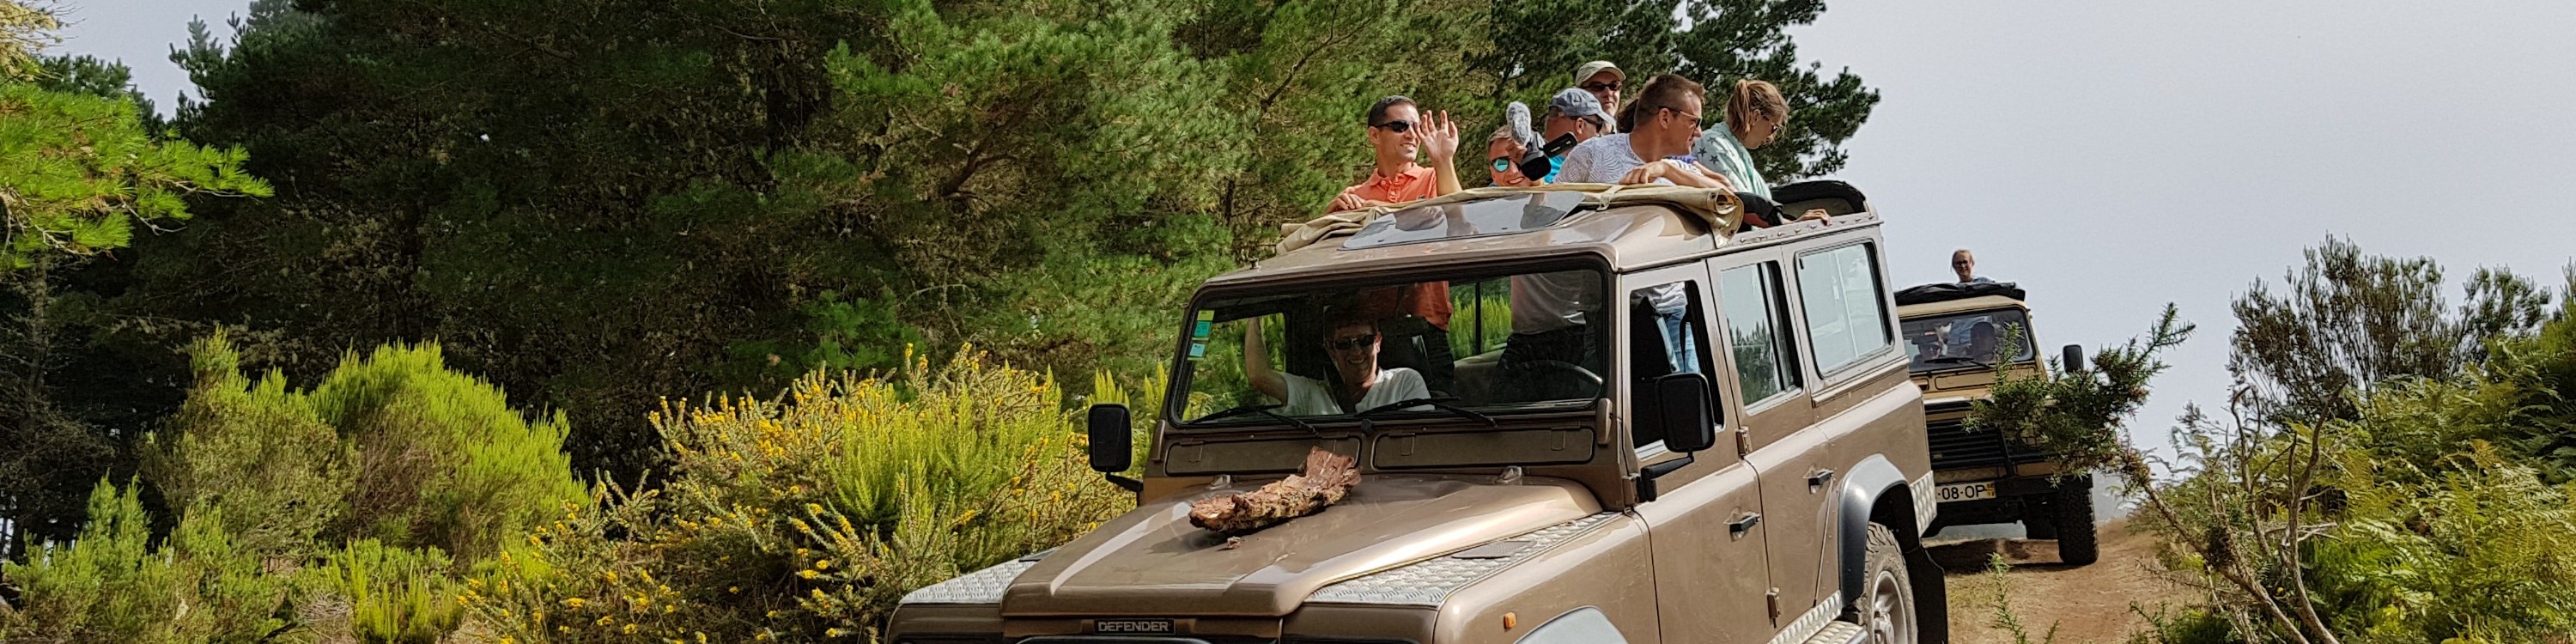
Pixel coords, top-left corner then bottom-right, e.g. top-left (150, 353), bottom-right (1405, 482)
top-left (1924, 416), bottom-right (2057, 471)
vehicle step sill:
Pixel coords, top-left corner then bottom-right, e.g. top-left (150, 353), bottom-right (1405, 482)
top-left (1801, 621), bottom-right (1867, 644)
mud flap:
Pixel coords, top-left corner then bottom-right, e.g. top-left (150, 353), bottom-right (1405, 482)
top-left (1905, 539), bottom-right (1949, 644)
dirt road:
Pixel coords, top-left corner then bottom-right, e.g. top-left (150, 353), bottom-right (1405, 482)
top-left (1929, 519), bottom-right (2197, 644)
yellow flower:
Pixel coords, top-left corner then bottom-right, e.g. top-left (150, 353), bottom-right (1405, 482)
top-left (564, 597), bottom-right (587, 608)
top-left (728, 586), bottom-right (740, 594)
top-left (596, 615), bottom-right (615, 627)
top-left (806, 503), bottom-right (825, 515)
top-left (622, 623), bottom-right (640, 635)
top-left (813, 559), bottom-right (832, 570)
top-left (799, 570), bottom-right (819, 580)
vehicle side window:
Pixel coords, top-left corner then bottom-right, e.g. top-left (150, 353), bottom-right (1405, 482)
top-left (1627, 281), bottom-right (1717, 448)
top-left (1716, 263), bottom-right (1801, 403)
top-left (1795, 242), bottom-right (1894, 374)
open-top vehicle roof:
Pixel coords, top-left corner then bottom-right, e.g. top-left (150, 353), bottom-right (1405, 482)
top-left (1205, 181), bottom-right (1877, 289)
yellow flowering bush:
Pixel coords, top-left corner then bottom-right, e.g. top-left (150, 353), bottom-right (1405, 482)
top-left (475, 347), bottom-right (1139, 642)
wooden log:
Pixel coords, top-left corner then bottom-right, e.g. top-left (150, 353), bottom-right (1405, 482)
top-left (1188, 447), bottom-right (1360, 536)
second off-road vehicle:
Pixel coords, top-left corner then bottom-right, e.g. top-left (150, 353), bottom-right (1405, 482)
top-left (1893, 282), bottom-right (2097, 565)
top-left (890, 181), bottom-right (1949, 643)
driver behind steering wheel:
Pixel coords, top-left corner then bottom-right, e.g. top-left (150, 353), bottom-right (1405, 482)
top-left (1242, 308), bottom-right (1431, 416)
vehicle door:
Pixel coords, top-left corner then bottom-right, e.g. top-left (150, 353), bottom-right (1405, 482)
top-left (1713, 250), bottom-right (1838, 630)
top-left (1620, 264), bottom-right (1777, 643)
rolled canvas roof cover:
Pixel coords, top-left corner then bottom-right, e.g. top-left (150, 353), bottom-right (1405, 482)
top-left (1893, 281), bottom-right (2025, 306)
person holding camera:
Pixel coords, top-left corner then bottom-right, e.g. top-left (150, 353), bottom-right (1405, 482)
top-left (1488, 102), bottom-right (1546, 187)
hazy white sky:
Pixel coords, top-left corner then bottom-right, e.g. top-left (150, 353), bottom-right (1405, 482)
top-left (58, 1), bottom-right (2576, 460)
top-left (1790, 1), bottom-right (2576, 458)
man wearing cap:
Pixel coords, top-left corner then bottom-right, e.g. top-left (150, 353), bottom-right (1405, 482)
top-left (1534, 88), bottom-right (1609, 183)
top-left (1574, 60), bottom-right (1625, 132)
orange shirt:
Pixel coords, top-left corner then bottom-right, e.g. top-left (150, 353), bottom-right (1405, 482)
top-left (1340, 165), bottom-right (1439, 205)
top-left (1353, 283), bottom-right (1454, 331)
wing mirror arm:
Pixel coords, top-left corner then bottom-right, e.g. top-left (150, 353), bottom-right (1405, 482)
top-left (1086, 404), bottom-right (1145, 495)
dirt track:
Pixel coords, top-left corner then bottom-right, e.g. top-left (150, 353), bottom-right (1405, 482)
top-left (1929, 519), bottom-right (2198, 644)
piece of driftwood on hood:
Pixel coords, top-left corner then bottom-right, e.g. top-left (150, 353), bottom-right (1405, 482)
top-left (1188, 447), bottom-right (1360, 536)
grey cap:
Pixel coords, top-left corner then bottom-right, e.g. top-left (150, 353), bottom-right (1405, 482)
top-left (1547, 88), bottom-right (1606, 120)
top-left (1573, 60), bottom-right (1624, 86)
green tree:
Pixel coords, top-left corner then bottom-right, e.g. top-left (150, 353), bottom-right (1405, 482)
top-left (2230, 236), bottom-right (2561, 427)
top-left (0, 1), bottom-right (268, 556)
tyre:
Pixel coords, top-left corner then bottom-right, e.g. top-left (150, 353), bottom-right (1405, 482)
top-left (2052, 474), bottom-right (2099, 566)
top-left (1858, 522), bottom-right (1918, 644)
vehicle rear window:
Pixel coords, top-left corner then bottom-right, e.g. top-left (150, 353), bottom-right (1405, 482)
top-left (1795, 242), bottom-right (1894, 374)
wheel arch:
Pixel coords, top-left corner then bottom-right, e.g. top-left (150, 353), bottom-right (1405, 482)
top-left (1837, 453), bottom-right (1950, 644)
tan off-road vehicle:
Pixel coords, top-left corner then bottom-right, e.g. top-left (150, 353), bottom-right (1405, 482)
top-left (889, 181), bottom-right (1947, 644)
top-left (1892, 283), bottom-right (2096, 565)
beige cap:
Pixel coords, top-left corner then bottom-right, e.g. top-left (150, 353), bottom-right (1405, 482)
top-left (1573, 60), bottom-right (1624, 86)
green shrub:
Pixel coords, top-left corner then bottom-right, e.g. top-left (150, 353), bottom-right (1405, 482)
top-left (149, 331), bottom-right (352, 557)
top-left (0, 481), bottom-right (291, 643)
top-left (319, 539), bottom-right (463, 644)
top-left (307, 341), bottom-right (585, 562)
top-left (2312, 444), bottom-right (2576, 643)
top-left (471, 348), bottom-right (1138, 642)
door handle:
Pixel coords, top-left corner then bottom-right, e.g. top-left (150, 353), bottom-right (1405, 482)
top-left (1729, 512), bottom-right (1763, 538)
top-left (1807, 468), bottom-right (1836, 489)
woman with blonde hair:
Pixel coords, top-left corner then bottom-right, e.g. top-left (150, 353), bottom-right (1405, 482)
top-left (1692, 79), bottom-right (1790, 199)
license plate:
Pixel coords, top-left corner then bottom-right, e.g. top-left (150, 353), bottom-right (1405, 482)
top-left (1935, 481), bottom-right (1997, 502)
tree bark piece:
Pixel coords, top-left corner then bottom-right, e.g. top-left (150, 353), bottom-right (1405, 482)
top-left (1188, 447), bottom-right (1359, 536)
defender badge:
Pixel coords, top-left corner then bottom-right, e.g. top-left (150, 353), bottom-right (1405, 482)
top-left (1093, 619), bottom-right (1175, 635)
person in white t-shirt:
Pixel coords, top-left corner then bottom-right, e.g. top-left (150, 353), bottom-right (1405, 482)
top-left (1554, 72), bottom-right (1734, 191)
top-left (1244, 313), bottom-right (1430, 416)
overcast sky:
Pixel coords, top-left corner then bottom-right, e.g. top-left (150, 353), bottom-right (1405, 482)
top-left (57, 1), bottom-right (2576, 462)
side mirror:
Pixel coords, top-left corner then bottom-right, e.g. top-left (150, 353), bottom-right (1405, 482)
top-left (2061, 344), bottom-right (2087, 374)
top-left (1653, 373), bottom-right (1719, 453)
top-left (1086, 404), bottom-right (1133, 473)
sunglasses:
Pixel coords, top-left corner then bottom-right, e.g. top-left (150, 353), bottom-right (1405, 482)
top-left (1579, 82), bottom-right (1619, 94)
top-left (1371, 119), bottom-right (1415, 133)
top-left (1491, 157), bottom-right (1516, 173)
top-left (1327, 333), bottom-right (1378, 351)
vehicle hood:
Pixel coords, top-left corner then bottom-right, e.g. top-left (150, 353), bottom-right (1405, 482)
top-left (999, 474), bottom-right (1601, 617)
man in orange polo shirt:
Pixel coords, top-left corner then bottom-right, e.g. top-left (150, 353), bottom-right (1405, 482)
top-left (1326, 95), bottom-right (1461, 392)
top-left (1328, 95), bottom-right (1462, 212)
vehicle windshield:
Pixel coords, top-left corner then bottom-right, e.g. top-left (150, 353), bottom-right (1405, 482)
top-left (1173, 267), bottom-right (1610, 424)
top-left (1901, 308), bottom-right (2038, 374)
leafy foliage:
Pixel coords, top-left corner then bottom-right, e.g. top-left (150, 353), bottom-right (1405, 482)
top-left (471, 348), bottom-right (1137, 642)
top-left (1982, 239), bottom-right (2576, 644)
top-left (0, 482), bottom-right (293, 643)
top-left (2228, 236), bottom-right (2559, 427)
top-left (0, 71), bottom-right (268, 270)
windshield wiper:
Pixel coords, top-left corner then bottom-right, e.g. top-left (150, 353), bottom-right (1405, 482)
top-left (1184, 404), bottom-right (1320, 435)
top-left (1919, 355), bottom-right (1993, 371)
top-left (1355, 397), bottom-right (1497, 428)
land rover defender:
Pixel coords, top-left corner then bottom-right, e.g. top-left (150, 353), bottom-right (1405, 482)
top-left (889, 182), bottom-right (1947, 644)
top-left (1892, 282), bottom-right (2096, 565)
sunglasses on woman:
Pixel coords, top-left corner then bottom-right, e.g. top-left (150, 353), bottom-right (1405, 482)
top-left (1491, 157), bottom-right (1517, 173)
top-left (1327, 333), bottom-right (1379, 351)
